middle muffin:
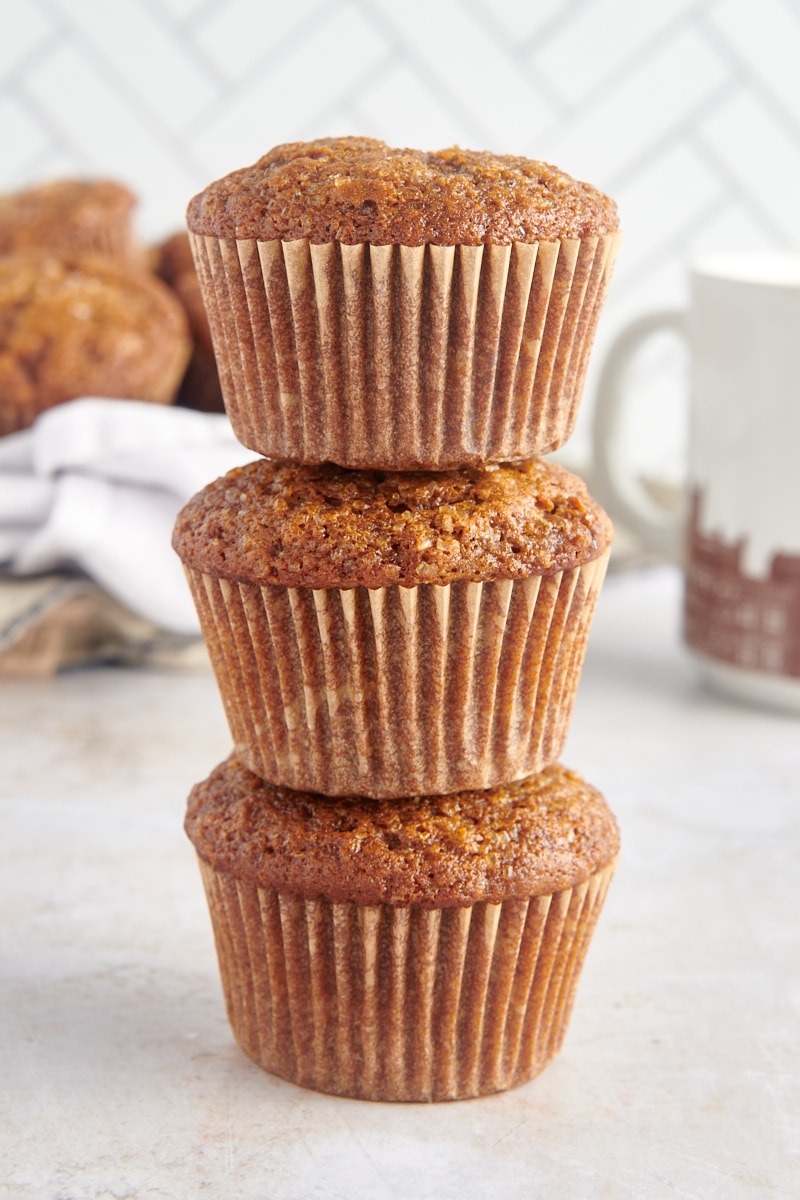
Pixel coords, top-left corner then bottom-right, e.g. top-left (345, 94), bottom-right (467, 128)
top-left (173, 456), bottom-right (612, 798)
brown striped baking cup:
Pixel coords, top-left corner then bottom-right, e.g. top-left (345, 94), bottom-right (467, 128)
top-left (197, 855), bottom-right (616, 1102)
top-left (182, 550), bottom-right (609, 798)
top-left (188, 231), bottom-right (621, 469)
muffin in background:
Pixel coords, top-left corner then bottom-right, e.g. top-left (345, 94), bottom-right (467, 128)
top-left (153, 231), bottom-right (224, 414)
top-left (0, 251), bottom-right (191, 435)
top-left (185, 756), bottom-right (619, 1102)
top-left (186, 137), bottom-right (621, 469)
top-left (153, 228), bottom-right (198, 288)
top-left (0, 178), bottom-right (140, 264)
top-left (172, 457), bottom-right (613, 798)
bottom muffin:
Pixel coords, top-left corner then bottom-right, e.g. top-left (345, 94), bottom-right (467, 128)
top-left (185, 757), bottom-right (619, 1102)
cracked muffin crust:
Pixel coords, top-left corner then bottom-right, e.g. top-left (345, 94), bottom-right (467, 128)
top-left (172, 458), bottom-right (613, 590)
top-left (186, 756), bottom-right (620, 907)
top-left (187, 137), bottom-right (619, 245)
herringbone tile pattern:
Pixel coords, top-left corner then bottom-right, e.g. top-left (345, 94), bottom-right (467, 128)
top-left (3, 0), bottom-right (800, 465)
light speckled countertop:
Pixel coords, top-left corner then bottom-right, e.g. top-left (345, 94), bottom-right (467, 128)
top-left (2, 566), bottom-right (798, 1200)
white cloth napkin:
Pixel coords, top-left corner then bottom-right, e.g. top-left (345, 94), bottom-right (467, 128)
top-left (0, 399), bottom-right (258, 635)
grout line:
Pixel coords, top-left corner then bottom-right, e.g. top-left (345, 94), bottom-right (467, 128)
top-left (609, 192), bottom-right (779, 304)
top-left (31, 0), bottom-right (211, 180)
top-left (458, 0), bottom-right (570, 120)
top-left (605, 77), bottom-right (739, 192)
top-left (531, 3), bottom-right (722, 124)
top-left (348, 0), bottom-right (496, 146)
top-left (135, 0), bottom-right (230, 90)
top-left (314, 49), bottom-right (399, 123)
top-left (689, 131), bottom-right (797, 245)
top-left (1, 22), bottom-right (66, 92)
top-left (517, 0), bottom-right (595, 56)
top-left (181, 0), bottom-right (226, 28)
top-left (180, 0), bottom-right (339, 133)
top-left (696, 4), bottom-right (800, 147)
top-left (13, 85), bottom-right (93, 175)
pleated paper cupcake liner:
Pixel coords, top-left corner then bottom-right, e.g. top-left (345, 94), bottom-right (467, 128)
top-left (188, 231), bottom-right (621, 469)
top-left (197, 855), bottom-right (616, 1102)
top-left (183, 550), bottom-right (609, 798)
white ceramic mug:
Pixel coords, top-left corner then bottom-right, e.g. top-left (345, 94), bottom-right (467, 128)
top-left (592, 252), bottom-right (800, 712)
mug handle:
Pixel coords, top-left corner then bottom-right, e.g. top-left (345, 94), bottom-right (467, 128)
top-left (591, 310), bottom-right (687, 562)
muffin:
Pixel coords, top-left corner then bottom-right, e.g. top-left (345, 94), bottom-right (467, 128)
top-left (154, 231), bottom-right (224, 413)
top-left (185, 756), bottom-right (619, 1102)
top-left (0, 251), bottom-right (191, 435)
top-left (172, 458), bottom-right (613, 798)
top-left (153, 228), bottom-right (198, 288)
top-left (0, 178), bottom-right (139, 263)
top-left (186, 137), bottom-right (621, 469)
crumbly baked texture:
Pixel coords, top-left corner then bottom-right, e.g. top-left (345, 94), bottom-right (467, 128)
top-left (186, 137), bottom-right (619, 245)
top-left (0, 251), bottom-right (191, 426)
top-left (172, 458), bottom-right (612, 589)
top-left (185, 756), bottom-right (620, 907)
top-left (0, 179), bottom-right (137, 259)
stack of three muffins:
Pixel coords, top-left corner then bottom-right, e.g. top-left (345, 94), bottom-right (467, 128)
top-left (173, 139), bottom-right (622, 1102)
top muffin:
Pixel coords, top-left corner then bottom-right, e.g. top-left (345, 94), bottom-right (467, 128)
top-left (185, 137), bottom-right (620, 468)
top-left (186, 137), bottom-right (619, 245)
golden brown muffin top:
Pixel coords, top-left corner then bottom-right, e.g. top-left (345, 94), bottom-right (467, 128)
top-left (0, 251), bottom-right (190, 413)
top-left (186, 137), bottom-right (619, 245)
top-left (0, 178), bottom-right (137, 257)
top-left (172, 459), bottom-right (612, 589)
top-left (185, 757), bottom-right (619, 907)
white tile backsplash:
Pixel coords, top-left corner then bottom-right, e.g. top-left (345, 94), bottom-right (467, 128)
top-left (190, 4), bottom-right (390, 175)
top-left (611, 143), bottom-right (723, 285)
top-left (66, 0), bottom-right (217, 134)
top-left (529, 0), bottom-right (698, 108)
top-left (472, 0), bottom-right (568, 47)
top-left (193, 0), bottom-right (328, 83)
top-left (369, 0), bottom-right (557, 148)
top-left (541, 26), bottom-right (732, 186)
top-left (709, 0), bottom-right (800, 126)
top-left (698, 89), bottom-right (800, 242)
top-left (3, 0), bottom-right (800, 470)
top-left (24, 42), bottom-right (201, 230)
top-left (0, 0), bottom-right (50, 76)
top-left (348, 61), bottom-right (460, 148)
top-left (0, 93), bottom-right (49, 176)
